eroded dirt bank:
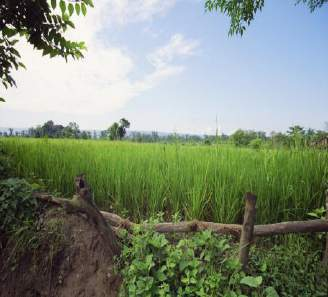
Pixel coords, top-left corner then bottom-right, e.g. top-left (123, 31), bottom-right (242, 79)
top-left (0, 209), bottom-right (121, 297)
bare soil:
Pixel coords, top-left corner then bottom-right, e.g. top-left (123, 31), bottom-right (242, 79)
top-left (0, 209), bottom-right (121, 297)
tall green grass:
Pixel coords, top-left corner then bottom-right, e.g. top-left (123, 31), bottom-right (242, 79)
top-left (1, 138), bottom-right (327, 224)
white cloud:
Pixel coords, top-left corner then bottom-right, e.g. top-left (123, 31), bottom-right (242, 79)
top-left (148, 34), bottom-right (200, 69)
top-left (106, 0), bottom-right (177, 25)
top-left (1, 1), bottom-right (199, 116)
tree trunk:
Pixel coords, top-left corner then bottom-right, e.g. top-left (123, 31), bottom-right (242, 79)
top-left (239, 193), bottom-right (256, 271)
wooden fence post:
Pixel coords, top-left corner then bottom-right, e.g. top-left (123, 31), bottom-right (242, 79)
top-left (323, 189), bottom-right (328, 265)
top-left (239, 192), bottom-right (257, 271)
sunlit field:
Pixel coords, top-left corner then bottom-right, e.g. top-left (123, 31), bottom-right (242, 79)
top-left (1, 138), bottom-right (327, 224)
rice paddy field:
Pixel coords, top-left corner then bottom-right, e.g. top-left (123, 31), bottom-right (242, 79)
top-left (1, 138), bottom-right (327, 224)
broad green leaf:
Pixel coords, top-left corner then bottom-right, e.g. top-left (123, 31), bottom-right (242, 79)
top-left (9, 48), bottom-right (21, 57)
top-left (75, 3), bottom-right (81, 15)
top-left (83, 0), bottom-right (94, 7)
top-left (59, 0), bottom-right (66, 15)
top-left (68, 3), bottom-right (74, 16)
top-left (179, 260), bottom-right (190, 271)
top-left (240, 276), bottom-right (263, 288)
top-left (307, 212), bottom-right (319, 218)
top-left (66, 20), bottom-right (75, 29)
top-left (10, 39), bottom-right (19, 46)
top-left (264, 287), bottom-right (279, 297)
top-left (0, 98), bottom-right (5, 102)
top-left (42, 48), bottom-right (51, 56)
top-left (51, 0), bottom-right (56, 9)
top-left (3, 27), bottom-right (17, 38)
top-left (260, 262), bottom-right (267, 272)
top-left (81, 3), bottom-right (87, 16)
top-left (50, 49), bottom-right (57, 58)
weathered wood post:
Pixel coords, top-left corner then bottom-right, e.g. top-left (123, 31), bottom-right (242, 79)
top-left (239, 192), bottom-right (257, 271)
top-left (323, 189), bottom-right (328, 264)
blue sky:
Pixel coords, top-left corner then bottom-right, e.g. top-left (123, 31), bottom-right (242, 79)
top-left (0, 0), bottom-right (327, 134)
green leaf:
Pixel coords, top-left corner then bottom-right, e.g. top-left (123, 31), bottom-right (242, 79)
top-left (264, 287), bottom-right (279, 297)
top-left (59, 0), bottom-right (66, 15)
top-left (3, 27), bottom-right (17, 38)
top-left (179, 260), bottom-right (190, 271)
top-left (66, 20), bottom-right (75, 29)
top-left (81, 3), bottom-right (87, 16)
top-left (68, 3), bottom-right (74, 16)
top-left (9, 48), bottom-right (21, 57)
top-left (51, 0), bottom-right (56, 9)
top-left (50, 49), bottom-right (58, 58)
top-left (240, 276), bottom-right (263, 288)
top-left (83, 0), bottom-right (94, 7)
top-left (307, 212), bottom-right (319, 218)
top-left (0, 98), bottom-right (5, 102)
top-left (42, 48), bottom-right (51, 57)
top-left (75, 3), bottom-right (81, 15)
top-left (18, 62), bottom-right (26, 69)
top-left (260, 262), bottom-right (267, 272)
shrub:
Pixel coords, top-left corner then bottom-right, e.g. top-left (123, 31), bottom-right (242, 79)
top-left (0, 151), bottom-right (13, 179)
top-left (249, 138), bottom-right (263, 149)
top-left (0, 178), bottom-right (38, 234)
top-left (251, 236), bottom-right (328, 297)
top-left (119, 225), bottom-right (274, 296)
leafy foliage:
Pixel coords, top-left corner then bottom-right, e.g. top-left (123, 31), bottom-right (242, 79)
top-left (119, 225), bottom-right (274, 296)
top-left (0, 0), bottom-right (93, 95)
top-left (231, 129), bottom-right (266, 146)
top-left (205, 0), bottom-right (328, 35)
top-left (107, 118), bottom-right (131, 140)
top-left (251, 236), bottom-right (328, 296)
top-left (249, 138), bottom-right (263, 149)
top-left (0, 148), bottom-right (12, 179)
top-left (24, 120), bottom-right (93, 139)
top-left (0, 178), bottom-right (38, 233)
top-left (205, 0), bottom-right (265, 35)
top-left (307, 207), bottom-right (326, 220)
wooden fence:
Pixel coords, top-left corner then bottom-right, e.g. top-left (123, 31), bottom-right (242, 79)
top-left (99, 191), bottom-right (328, 270)
top-left (35, 183), bottom-right (328, 270)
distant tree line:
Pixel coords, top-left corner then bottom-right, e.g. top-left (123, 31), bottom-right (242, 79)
top-left (0, 121), bottom-right (93, 139)
top-left (0, 119), bottom-right (131, 140)
top-left (230, 125), bottom-right (328, 149)
top-left (127, 131), bottom-right (208, 144)
top-left (1, 120), bottom-right (327, 149)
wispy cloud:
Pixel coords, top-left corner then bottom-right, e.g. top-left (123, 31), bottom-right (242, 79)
top-left (106, 0), bottom-right (177, 25)
top-left (148, 34), bottom-right (200, 69)
top-left (1, 1), bottom-right (199, 116)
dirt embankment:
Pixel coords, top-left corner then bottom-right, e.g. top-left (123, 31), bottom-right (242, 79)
top-left (0, 210), bottom-right (121, 297)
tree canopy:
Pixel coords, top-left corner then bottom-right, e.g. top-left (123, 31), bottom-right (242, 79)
top-left (205, 0), bottom-right (328, 35)
top-left (0, 0), bottom-right (94, 102)
top-left (107, 118), bottom-right (131, 140)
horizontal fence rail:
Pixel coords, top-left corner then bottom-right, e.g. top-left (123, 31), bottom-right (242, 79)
top-left (34, 185), bottom-right (328, 270)
top-left (35, 193), bottom-right (328, 237)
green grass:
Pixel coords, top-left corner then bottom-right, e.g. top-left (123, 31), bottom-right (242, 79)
top-left (1, 138), bottom-right (327, 224)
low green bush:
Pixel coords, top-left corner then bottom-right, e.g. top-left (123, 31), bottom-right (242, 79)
top-left (0, 151), bottom-right (13, 179)
top-left (0, 178), bottom-right (38, 234)
top-left (249, 138), bottom-right (263, 149)
top-left (251, 236), bottom-right (328, 297)
top-left (118, 224), bottom-right (276, 297)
